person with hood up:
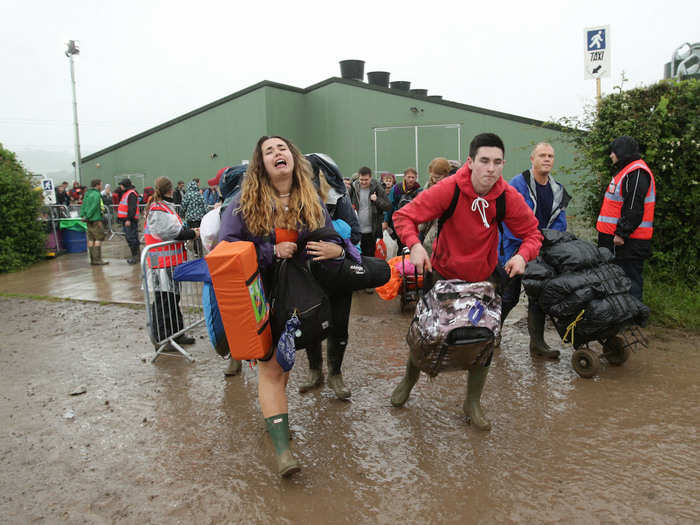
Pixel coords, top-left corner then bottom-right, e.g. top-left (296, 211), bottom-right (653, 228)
top-left (596, 136), bottom-right (655, 302)
top-left (80, 179), bottom-right (109, 265)
top-left (117, 178), bottom-right (141, 264)
top-left (390, 133), bottom-right (542, 431)
top-left (144, 176), bottom-right (199, 349)
top-left (180, 180), bottom-right (208, 256)
top-left (299, 153), bottom-right (362, 400)
top-left (498, 142), bottom-right (571, 359)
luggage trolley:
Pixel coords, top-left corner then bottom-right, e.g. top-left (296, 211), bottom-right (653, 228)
top-left (399, 247), bottom-right (421, 312)
top-left (552, 290), bottom-right (649, 378)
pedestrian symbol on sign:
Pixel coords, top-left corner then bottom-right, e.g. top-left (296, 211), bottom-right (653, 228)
top-left (587, 29), bottom-right (606, 51)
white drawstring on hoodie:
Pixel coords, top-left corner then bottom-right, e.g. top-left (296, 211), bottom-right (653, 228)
top-left (471, 196), bottom-right (490, 228)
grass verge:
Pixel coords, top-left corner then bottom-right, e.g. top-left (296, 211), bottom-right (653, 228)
top-left (644, 268), bottom-right (700, 332)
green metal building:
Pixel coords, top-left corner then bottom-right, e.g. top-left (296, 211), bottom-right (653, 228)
top-left (81, 74), bottom-right (578, 208)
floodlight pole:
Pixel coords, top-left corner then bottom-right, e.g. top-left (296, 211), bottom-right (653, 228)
top-left (66, 40), bottom-right (82, 185)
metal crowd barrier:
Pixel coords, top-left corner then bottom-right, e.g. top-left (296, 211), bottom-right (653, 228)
top-left (39, 204), bottom-right (71, 254)
top-left (141, 241), bottom-right (205, 363)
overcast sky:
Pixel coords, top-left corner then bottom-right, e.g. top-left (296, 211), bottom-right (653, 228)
top-left (2, 0), bottom-right (698, 172)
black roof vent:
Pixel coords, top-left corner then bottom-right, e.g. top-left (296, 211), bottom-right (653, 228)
top-left (390, 81), bottom-right (411, 91)
top-left (339, 60), bottom-right (365, 81)
top-left (367, 71), bottom-right (390, 87)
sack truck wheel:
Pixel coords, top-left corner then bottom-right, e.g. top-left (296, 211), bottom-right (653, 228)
top-left (571, 348), bottom-right (601, 378)
top-left (602, 336), bottom-right (630, 366)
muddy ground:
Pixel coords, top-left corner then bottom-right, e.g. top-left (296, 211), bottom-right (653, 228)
top-left (0, 294), bottom-right (698, 524)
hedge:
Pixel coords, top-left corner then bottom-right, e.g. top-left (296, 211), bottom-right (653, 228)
top-left (0, 144), bottom-right (46, 272)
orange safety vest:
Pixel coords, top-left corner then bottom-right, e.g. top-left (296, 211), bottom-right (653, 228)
top-left (117, 188), bottom-right (140, 220)
top-left (144, 202), bottom-right (187, 268)
top-left (596, 159), bottom-right (655, 240)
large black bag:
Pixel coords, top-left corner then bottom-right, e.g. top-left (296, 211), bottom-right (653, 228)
top-left (269, 258), bottom-right (332, 351)
top-left (304, 226), bottom-right (391, 293)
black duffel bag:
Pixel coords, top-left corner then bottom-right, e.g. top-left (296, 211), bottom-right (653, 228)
top-left (304, 227), bottom-right (391, 293)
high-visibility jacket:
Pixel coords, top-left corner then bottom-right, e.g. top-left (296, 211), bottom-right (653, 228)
top-left (144, 202), bottom-right (187, 268)
top-left (596, 159), bottom-right (655, 240)
top-left (117, 189), bottom-right (140, 220)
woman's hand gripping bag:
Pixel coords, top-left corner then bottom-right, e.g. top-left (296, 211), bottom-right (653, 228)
top-left (205, 241), bottom-right (272, 360)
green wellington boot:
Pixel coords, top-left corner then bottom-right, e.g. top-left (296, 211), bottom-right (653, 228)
top-left (264, 413), bottom-right (300, 477)
top-left (327, 338), bottom-right (350, 400)
top-left (527, 305), bottom-right (560, 359)
top-left (93, 245), bottom-right (109, 265)
top-left (463, 365), bottom-right (492, 431)
top-left (390, 355), bottom-right (421, 407)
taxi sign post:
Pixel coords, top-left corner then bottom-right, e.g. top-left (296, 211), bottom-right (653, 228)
top-left (584, 25), bottom-right (611, 101)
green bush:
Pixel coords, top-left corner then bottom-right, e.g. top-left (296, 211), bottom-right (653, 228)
top-left (556, 78), bottom-right (700, 284)
top-left (0, 144), bottom-right (46, 272)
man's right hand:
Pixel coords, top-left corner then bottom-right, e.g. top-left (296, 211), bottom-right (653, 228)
top-left (409, 243), bottom-right (432, 274)
top-left (125, 220), bottom-right (131, 227)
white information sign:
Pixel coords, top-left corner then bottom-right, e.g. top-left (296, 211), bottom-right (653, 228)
top-left (41, 178), bottom-right (56, 205)
top-left (583, 25), bottom-right (611, 79)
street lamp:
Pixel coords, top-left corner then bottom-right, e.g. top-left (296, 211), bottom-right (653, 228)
top-left (65, 40), bottom-right (82, 185)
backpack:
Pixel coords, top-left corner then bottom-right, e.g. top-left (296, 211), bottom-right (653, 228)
top-left (269, 257), bottom-right (332, 351)
top-left (406, 279), bottom-right (502, 377)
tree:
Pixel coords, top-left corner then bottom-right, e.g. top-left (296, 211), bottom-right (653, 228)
top-left (0, 143), bottom-right (46, 272)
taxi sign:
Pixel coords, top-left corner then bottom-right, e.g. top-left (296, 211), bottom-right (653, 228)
top-left (584, 25), bottom-right (611, 79)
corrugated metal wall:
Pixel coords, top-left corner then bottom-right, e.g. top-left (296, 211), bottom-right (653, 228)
top-left (80, 80), bottom-right (581, 212)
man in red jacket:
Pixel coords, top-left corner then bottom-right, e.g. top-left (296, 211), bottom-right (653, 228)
top-left (390, 133), bottom-right (542, 431)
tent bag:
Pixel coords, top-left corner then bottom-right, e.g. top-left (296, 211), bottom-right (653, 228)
top-left (206, 241), bottom-right (272, 361)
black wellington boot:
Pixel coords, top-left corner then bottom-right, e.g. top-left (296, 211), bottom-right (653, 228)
top-left (390, 355), bottom-right (421, 407)
top-left (299, 343), bottom-right (323, 393)
top-left (326, 338), bottom-right (350, 400)
top-left (527, 302), bottom-right (560, 359)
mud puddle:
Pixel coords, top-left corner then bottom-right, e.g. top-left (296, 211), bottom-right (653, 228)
top-left (0, 296), bottom-right (698, 524)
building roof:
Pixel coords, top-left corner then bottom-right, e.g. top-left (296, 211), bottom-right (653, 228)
top-left (82, 77), bottom-right (552, 162)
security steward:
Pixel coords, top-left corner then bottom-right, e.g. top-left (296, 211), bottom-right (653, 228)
top-left (596, 136), bottom-right (655, 302)
top-left (117, 178), bottom-right (141, 264)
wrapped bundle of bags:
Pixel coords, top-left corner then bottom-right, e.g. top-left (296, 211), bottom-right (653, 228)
top-left (523, 230), bottom-right (649, 346)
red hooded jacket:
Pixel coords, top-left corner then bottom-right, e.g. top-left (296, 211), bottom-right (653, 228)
top-left (393, 164), bottom-right (542, 282)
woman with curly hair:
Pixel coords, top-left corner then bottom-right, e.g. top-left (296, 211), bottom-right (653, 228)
top-left (219, 136), bottom-right (343, 477)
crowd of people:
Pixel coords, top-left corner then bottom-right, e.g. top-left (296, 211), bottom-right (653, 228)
top-left (74, 131), bottom-right (654, 479)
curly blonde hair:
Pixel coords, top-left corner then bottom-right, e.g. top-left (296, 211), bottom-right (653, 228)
top-left (239, 136), bottom-right (325, 237)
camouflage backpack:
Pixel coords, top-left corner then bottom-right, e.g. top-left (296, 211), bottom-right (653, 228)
top-left (406, 280), bottom-right (501, 377)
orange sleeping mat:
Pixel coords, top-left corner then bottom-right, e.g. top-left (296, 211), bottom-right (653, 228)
top-left (206, 241), bottom-right (272, 361)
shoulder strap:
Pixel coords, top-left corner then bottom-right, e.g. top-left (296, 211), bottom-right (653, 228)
top-left (436, 181), bottom-right (461, 239)
top-left (493, 191), bottom-right (507, 257)
top-left (521, 169), bottom-right (531, 186)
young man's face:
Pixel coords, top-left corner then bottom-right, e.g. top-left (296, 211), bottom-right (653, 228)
top-left (359, 174), bottom-right (371, 189)
top-left (468, 146), bottom-right (505, 195)
top-left (404, 172), bottom-right (417, 188)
